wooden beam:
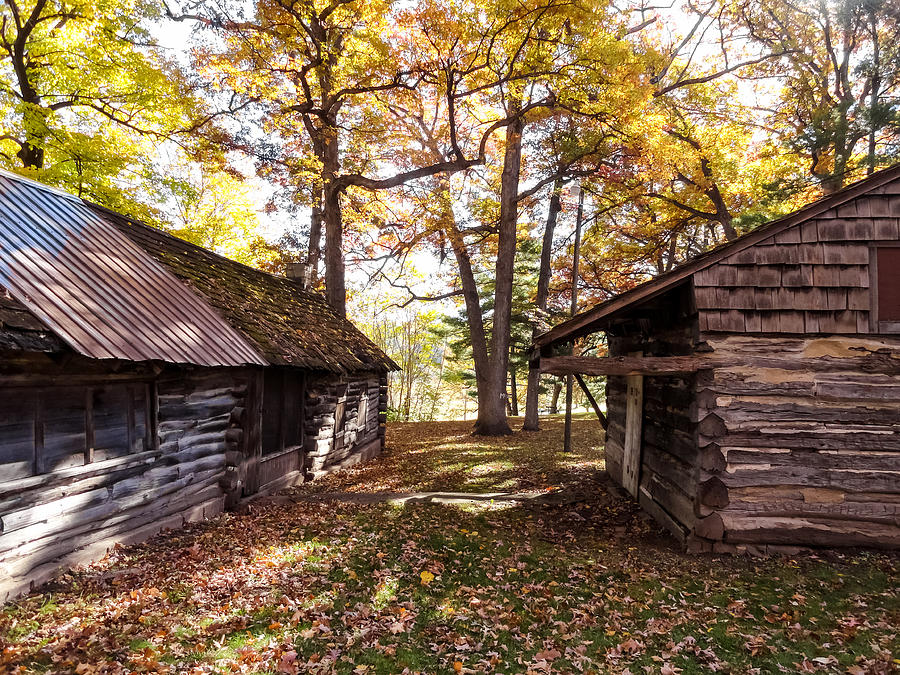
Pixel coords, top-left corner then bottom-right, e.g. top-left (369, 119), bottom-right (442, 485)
top-left (540, 355), bottom-right (703, 377)
top-left (573, 373), bottom-right (608, 430)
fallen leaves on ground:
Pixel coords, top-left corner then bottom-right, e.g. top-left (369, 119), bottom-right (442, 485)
top-left (0, 419), bottom-right (897, 674)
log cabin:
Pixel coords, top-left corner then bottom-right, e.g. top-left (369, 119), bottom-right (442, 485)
top-left (534, 165), bottom-right (900, 553)
top-left (0, 171), bottom-right (396, 602)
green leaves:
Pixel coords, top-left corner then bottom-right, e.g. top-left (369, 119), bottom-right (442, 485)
top-left (0, 0), bottom-right (225, 223)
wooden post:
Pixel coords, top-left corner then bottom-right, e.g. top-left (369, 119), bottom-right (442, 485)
top-left (563, 375), bottom-right (574, 452)
top-left (622, 351), bottom-right (643, 497)
top-left (563, 186), bottom-right (584, 453)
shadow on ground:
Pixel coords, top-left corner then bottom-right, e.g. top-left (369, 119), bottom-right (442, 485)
top-left (2, 419), bottom-right (897, 674)
top-left (299, 416), bottom-right (608, 495)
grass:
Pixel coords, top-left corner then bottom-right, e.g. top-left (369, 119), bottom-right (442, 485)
top-left (0, 417), bottom-right (897, 674)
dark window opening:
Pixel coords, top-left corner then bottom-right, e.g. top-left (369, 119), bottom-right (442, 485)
top-left (261, 369), bottom-right (303, 456)
top-left (0, 382), bottom-right (153, 481)
top-left (876, 247), bottom-right (900, 331)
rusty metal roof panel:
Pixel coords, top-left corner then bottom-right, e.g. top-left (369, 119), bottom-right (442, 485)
top-left (104, 208), bottom-right (399, 373)
top-left (0, 171), bottom-right (267, 366)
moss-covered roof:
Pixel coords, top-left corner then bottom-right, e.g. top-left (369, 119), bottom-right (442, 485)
top-left (92, 206), bottom-right (397, 374)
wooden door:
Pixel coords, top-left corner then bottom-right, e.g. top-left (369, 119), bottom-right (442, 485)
top-left (254, 369), bottom-right (305, 492)
top-left (622, 370), bottom-right (644, 498)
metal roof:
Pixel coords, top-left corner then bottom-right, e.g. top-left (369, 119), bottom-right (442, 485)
top-left (105, 207), bottom-right (398, 373)
top-left (0, 171), bottom-right (267, 366)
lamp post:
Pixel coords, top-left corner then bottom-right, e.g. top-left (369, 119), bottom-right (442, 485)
top-left (563, 184), bottom-right (584, 453)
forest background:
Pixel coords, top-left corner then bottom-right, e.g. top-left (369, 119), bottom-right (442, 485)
top-left (0, 0), bottom-right (897, 431)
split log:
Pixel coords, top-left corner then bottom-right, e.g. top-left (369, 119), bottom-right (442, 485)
top-left (699, 477), bottom-right (729, 508)
top-left (541, 355), bottom-right (702, 377)
top-left (720, 466), bottom-right (899, 493)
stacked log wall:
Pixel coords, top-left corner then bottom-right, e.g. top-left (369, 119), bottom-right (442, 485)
top-left (692, 334), bottom-right (900, 552)
top-left (304, 372), bottom-right (383, 479)
top-left (0, 364), bottom-right (247, 602)
top-left (606, 308), bottom-right (700, 542)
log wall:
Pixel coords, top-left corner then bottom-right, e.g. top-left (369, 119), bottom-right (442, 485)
top-left (691, 334), bottom-right (900, 552)
top-left (304, 372), bottom-right (384, 479)
top-left (0, 363), bottom-right (247, 603)
top-left (605, 286), bottom-right (700, 542)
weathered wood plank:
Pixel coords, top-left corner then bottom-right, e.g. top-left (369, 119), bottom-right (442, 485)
top-left (541, 355), bottom-right (701, 376)
top-left (721, 515), bottom-right (900, 548)
top-left (720, 466), bottom-right (899, 492)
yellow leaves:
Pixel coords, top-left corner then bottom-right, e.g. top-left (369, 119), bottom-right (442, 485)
top-left (420, 570), bottom-right (436, 585)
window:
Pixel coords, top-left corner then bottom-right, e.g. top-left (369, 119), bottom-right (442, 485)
top-left (0, 382), bottom-right (152, 481)
top-left (261, 369), bottom-right (303, 456)
top-left (876, 247), bottom-right (900, 332)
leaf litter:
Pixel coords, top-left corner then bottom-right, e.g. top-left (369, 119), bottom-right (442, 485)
top-left (1, 418), bottom-right (897, 674)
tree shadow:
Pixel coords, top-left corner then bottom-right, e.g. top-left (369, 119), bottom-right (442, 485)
top-left (298, 417), bottom-right (607, 496)
top-left (3, 462), bottom-right (679, 669)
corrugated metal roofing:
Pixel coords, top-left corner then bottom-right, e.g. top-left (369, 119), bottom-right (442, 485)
top-left (102, 207), bottom-right (398, 373)
top-left (0, 171), bottom-right (267, 366)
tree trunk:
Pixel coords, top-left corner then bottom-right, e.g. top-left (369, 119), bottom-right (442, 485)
top-left (509, 364), bottom-right (518, 416)
top-left (322, 123), bottom-right (346, 315)
top-left (12, 33), bottom-right (46, 169)
top-left (441, 181), bottom-right (493, 428)
top-left (523, 177), bottom-right (563, 431)
top-left (866, 8), bottom-right (880, 176)
top-left (403, 372), bottom-right (413, 420)
top-left (307, 198), bottom-right (323, 283)
top-left (550, 379), bottom-right (562, 414)
top-left (473, 111), bottom-right (523, 436)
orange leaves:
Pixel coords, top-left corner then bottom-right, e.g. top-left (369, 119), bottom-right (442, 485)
top-left (1, 420), bottom-right (898, 675)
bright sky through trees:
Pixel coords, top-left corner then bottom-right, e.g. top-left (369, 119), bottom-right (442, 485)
top-left (0, 0), bottom-right (896, 425)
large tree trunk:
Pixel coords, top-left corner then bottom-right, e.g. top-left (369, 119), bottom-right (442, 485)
top-left (442, 187), bottom-right (493, 426)
top-left (12, 36), bottom-right (46, 169)
top-left (523, 177), bottom-right (563, 430)
top-left (473, 112), bottom-right (524, 436)
top-left (322, 124), bottom-right (346, 315)
top-left (549, 379), bottom-right (562, 414)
